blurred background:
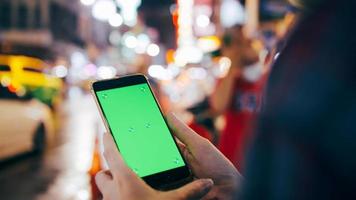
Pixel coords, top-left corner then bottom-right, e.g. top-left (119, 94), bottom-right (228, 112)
top-left (0, 0), bottom-right (296, 199)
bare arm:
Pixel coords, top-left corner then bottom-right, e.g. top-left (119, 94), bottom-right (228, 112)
top-left (210, 67), bottom-right (240, 115)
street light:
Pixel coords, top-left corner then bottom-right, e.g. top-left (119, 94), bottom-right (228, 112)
top-left (123, 33), bottom-right (138, 49)
top-left (80, 0), bottom-right (96, 6)
top-left (146, 44), bottom-right (160, 57)
top-left (52, 65), bottom-right (68, 78)
top-left (115, 0), bottom-right (141, 27)
top-left (220, 0), bottom-right (245, 27)
top-left (196, 14), bottom-right (210, 28)
top-left (97, 66), bottom-right (117, 79)
top-left (109, 13), bottom-right (123, 27)
top-left (135, 33), bottom-right (151, 54)
top-left (92, 0), bottom-right (116, 21)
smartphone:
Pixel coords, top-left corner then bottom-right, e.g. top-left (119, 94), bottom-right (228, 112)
top-left (92, 74), bottom-right (192, 189)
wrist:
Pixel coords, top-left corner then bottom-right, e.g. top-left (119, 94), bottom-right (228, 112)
top-left (223, 171), bottom-right (243, 199)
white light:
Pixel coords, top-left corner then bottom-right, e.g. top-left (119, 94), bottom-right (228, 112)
top-left (109, 13), bottom-right (123, 27)
top-left (146, 43), bottom-right (160, 57)
top-left (80, 0), bottom-right (95, 6)
top-left (148, 65), bottom-right (163, 75)
top-left (97, 66), bottom-right (117, 79)
top-left (175, 58), bottom-right (187, 67)
top-left (124, 20), bottom-right (137, 27)
top-left (219, 57), bottom-right (232, 69)
top-left (135, 34), bottom-right (151, 54)
top-left (77, 189), bottom-right (90, 200)
top-left (148, 65), bottom-right (173, 80)
top-left (1, 76), bottom-right (11, 87)
top-left (177, 0), bottom-right (194, 49)
top-left (53, 65), bottom-right (68, 78)
top-left (116, 0), bottom-right (141, 7)
top-left (274, 52), bottom-right (280, 60)
top-left (92, 0), bottom-right (116, 21)
top-left (109, 30), bottom-right (121, 45)
top-left (122, 10), bottom-right (137, 27)
top-left (196, 14), bottom-right (210, 28)
top-left (187, 67), bottom-right (207, 80)
top-left (71, 51), bottom-right (86, 68)
top-left (217, 57), bottom-right (232, 77)
top-left (148, 65), bottom-right (163, 79)
top-left (175, 46), bottom-right (203, 64)
top-left (116, 0), bottom-right (141, 27)
top-left (134, 46), bottom-right (146, 54)
top-left (220, 0), bottom-right (245, 27)
top-left (123, 34), bottom-right (138, 49)
top-left (137, 34), bottom-right (150, 45)
top-left (167, 64), bottom-right (181, 77)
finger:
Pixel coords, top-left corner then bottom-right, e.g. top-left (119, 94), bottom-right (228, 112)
top-left (175, 139), bottom-right (196, 169)
top-left (103, 132), bottom-right (135, 179)
top-left (171, 179), bottom-right (214, 200)
top-left (166, 113), bottom-right (206, 150)
top-left (176, 139), bottom-right (186, 152)
top-left (174, 137), bottom-right (184, 145)
top-left (95, 170), bottom-right (113, 193)
top-left (176, 138), bottom-right (195, 161)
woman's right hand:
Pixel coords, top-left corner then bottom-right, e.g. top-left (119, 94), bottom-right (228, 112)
top-left (167, 113), bottom-right (243, 200)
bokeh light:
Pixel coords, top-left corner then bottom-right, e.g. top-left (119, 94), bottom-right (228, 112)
top-left (80, 0), bottom-right (96, 6)
top-left (146, 44), bottom-right (160, 57)
top-left (92, 0), bottom-right (116, 21)
top-left (196, 14), bottom-right (210, 28)
top-left (109, 13), bottom-right (123, 27)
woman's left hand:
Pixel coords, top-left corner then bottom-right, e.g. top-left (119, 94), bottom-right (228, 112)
top-left (95, 132), bottom-right (214, 200)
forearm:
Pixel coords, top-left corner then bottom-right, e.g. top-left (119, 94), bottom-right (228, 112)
top-left (210, 68), bottom-right (239, 115)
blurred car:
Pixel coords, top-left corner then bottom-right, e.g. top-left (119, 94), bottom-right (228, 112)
top-left (0, 54), bottom-right (63, 109)
top-left (0, 85), bottom-right (54, 160)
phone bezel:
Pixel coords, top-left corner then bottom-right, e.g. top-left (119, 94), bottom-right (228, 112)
top-left (91, 74), bottom-right (192, 189)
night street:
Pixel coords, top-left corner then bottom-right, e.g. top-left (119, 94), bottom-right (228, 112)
top-left (2, 0), bottom-right (354, 199)
top-left (0, 92), bottom-right (101, 200)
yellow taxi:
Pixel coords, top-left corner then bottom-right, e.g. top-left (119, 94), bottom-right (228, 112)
top-left (0, 54), bottom-right (63, 108)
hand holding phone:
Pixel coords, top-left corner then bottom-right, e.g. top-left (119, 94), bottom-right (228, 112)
top-left (92, 74), bottom-right (192, 189)
top-left (95, 131), bottom-right (214, 200)
top-left (95, 111), bottom-right (241, 200)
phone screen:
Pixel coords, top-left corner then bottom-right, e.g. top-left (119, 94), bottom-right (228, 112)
top-left (96, 83), bottom-right (185, 178)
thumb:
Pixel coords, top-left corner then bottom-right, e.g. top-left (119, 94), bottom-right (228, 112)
top-left (171, 179), bottom-right (213, 200)
top-left (166, 112), bottom-right (206, 151)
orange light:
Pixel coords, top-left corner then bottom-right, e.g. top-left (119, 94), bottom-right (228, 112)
top-left (89, 150), bottom-right (101, 175)
top-left (89, 138), bottom-right (102, 175)
top-left (172, 9), bottom-right (179, 27)
top-left (8, 83), bottom-right (17, 93)
top-left (166, 49), bottom-right (176, 64)
top-left (89, 138), bottom-right (102, 200)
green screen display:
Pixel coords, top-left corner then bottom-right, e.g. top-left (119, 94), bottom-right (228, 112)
top-left (96, 83), bottom-right (185, 177)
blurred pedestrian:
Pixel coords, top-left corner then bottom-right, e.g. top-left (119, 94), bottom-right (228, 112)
top-left (210, 26), bottom-right (268, 171)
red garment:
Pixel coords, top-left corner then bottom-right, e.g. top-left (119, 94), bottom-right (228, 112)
top-left (217, 78), bottom-right (265, 171)
top-left (189, 122), bottom-right (212, 142)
